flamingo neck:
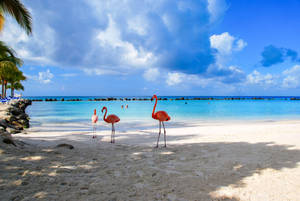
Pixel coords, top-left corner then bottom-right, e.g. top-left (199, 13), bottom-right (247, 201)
top-left (152, 96), bottom-right (157, 118)
top-left (103, 108), bottom-right (107, 120)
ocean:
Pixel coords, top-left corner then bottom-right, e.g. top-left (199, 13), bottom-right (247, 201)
top-left (25, 96), bottom-right (300, 124)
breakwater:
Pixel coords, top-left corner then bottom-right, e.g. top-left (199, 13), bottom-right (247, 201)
top-left (29, 96), bottom-right (300, 102)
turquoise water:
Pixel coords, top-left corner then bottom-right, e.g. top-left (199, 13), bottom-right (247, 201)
top-left (26, 97), bottom-right (300, 123)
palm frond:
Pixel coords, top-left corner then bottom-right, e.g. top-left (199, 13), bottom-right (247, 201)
top-left (0, 40), bottom-right (16, 57)
top-left (0, 55), bottom-right (22, 66)
top-left (0, 0), bottom-right (32, 34)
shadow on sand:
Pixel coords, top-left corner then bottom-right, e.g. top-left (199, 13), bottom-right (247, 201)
top-left (1, 132), bottom-right (300, 200)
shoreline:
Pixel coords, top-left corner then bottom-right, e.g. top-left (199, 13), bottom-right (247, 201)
top-left (14, 118), bottom-right (300, 148)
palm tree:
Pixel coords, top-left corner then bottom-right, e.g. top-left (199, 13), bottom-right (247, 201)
top-left (0, 61), bottom-right (14, 98)
top-left (0, 0), bottom-right (32, 34)
top-left (7, 66), bottom-right (25, 97)
top-left (0, 47), bottom-right (23, 98)
top-left (7, 80), bottom-right (24, 97)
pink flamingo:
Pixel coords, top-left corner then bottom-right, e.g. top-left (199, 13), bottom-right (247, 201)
top-left (101, 106), bottom-right (120, 143)
top-left (152, 95), bottom-right (171, 147)
top-left (91, 109), bottom-right (98, 138)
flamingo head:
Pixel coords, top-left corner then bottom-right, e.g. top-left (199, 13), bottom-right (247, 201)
top-left (151, 94), bottom-right (157, 101)
top-left (101, 106), bottom-right (107, 113)
top-left (94, 109), bottom-right (96, 115)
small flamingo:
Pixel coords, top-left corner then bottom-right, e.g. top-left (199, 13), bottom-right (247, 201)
top-left (151, 95), bottom-right (171, 148)
top-left (101, 106), bottom-right (120, 143)
top-left (91, 109), bottom-right (98, 138)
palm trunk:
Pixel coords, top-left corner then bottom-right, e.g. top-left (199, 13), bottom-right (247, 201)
top-left (11, 87), bottom-right (14, 98)
top-left (4, 81), bottom-right (7, 98)
top-left (1, 80), bottom-right (4, 99)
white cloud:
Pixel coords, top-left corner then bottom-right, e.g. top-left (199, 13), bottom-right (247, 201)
top-left (143, 68), bottom-right (160, 81)
top-left (24, 69), bottom-right (54, 84)
top-left (283, 64), bottom-right (300, 75)
top-left (95, 15), bottom-right (155, 68)
top-left (38, 69), bottom-right (54, 84)
top-left (60, 73), bottom-right (77, 77)
top-left (207, 0), bottom-right (228, 23)
top-left (247, 70), bottom-right (276, 86)
top-left (82, 68), bottom-right (124, 76)
top-left (166, 72), bottom-right (184, 86)
top-left (210, 32), bottom-right (247, 55)
top-left (208, 32), bottom-right (247, 82)
top-left (282, 76), bottom-right (299, 88)
top-left (0, 0), bottom-right (229, 77)
top-left (235, 39), bottom-right (247, 51)
top-left (282, 65), bottom-right (300, 88)
top-left (243, 65), bottom-right (300, 89)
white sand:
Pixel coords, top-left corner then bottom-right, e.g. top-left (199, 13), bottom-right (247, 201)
top-left (1, 119), bottom-right (300, 201)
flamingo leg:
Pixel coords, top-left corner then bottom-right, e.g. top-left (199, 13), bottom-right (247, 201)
top-left (92, 124), bottom-right (95, 138)
top-left (112, 124), bottom-right (115, 143)
top-left (156, 121), bottom-right (161, 148)
top-left (111, 124), bottom-right (113, 143)
top-left (162, 121), bottom-right (166, 147)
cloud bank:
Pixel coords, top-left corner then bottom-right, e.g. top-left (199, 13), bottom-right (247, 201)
top-left (1, 0), bottom-right (228, 76)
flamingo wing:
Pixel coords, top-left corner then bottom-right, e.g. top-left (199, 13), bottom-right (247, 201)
top-left (106, 114), bottom-right (120, 123)
top-left (154, 111), bottom-right (170, 121)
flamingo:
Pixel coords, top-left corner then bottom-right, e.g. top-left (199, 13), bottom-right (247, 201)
top-left (151, 95), bottom-right (171, 148)
top-left (91, 109), bottom-right (98, 138)
top-left (101, 106), bottom-right (120, 143)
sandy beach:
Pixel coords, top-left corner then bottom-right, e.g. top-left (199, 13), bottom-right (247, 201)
top-left (1, 119), bottom-right (300, 201)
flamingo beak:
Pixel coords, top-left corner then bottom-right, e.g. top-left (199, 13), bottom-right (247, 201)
top-left (151, 98), bottom-right (153, 102)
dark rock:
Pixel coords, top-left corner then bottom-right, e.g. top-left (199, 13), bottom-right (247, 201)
top-left (6, 127), bottom-right (21, 134)
top-left (21, 181), bottom-right (29, 186)
top-left (10, 121), bottom-right (24, 130)
top-left (0, 127), bottom-right (5, 133)
top-left (56, 143), bottom-right (74, 149)
top-left (0, 119), bottom-right (8, 128)
top-left (3, 138), bottom-right (16, 146)
top-left (15, 113), bottom-right (28, 120)
top-left (10, 195), bottom-right (24, 201)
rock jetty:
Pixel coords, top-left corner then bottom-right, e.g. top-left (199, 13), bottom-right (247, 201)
top-left (0, 99), bottom-right (32, 146)
top-left (30, 96), bottom-right (299, 102)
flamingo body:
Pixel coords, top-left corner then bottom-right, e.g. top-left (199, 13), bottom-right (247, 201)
top-left (104, 114), bottom-right (120, 124)
top-left (91, 109), bottom-right (98, 138)
top-left (101, 107), bottom-right (120, 143)
top-left (152, 95), bottom-right (170, 147)
top-left (92, 114), bottom-right (98, 123)
top-left (153, 111), bottom-right (170, 122)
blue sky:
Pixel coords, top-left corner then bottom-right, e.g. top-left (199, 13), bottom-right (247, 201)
top-left (1, 0), bottom-right (300, 96)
